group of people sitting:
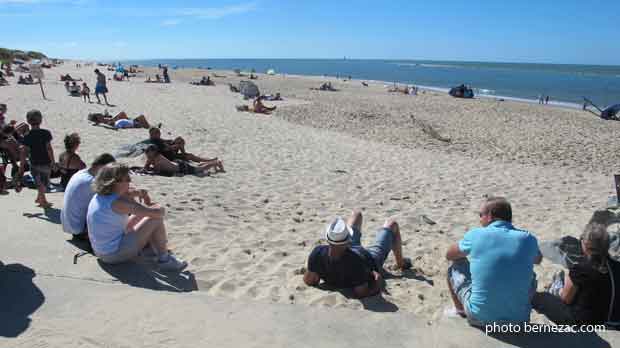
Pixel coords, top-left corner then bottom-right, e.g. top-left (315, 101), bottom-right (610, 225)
top-left (61, 153), bottom-right (188, 272)
top-left (145, 75), bottom-right (165, 83)
top-left (0, 71), bottom-right (8, 86)
top-left (190, 76), bottom-right (215, 86)
top-left (88, 111), bottom-right (155, 130)
top-left (312, 82), bottom-right (337, 91)
top-left (17, 74), bottom-right (35, 85)
top-left (304, 197), bottom-right (620, 327)
top-left (388, 85), bottom-right (418, 95)
top-left (143, 127), bottom-right (224, 177)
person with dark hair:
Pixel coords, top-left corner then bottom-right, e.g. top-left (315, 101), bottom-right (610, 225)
top-left (58, 133), bottom-right (86, 188)
top-left (148, 128), bottom-right (224, 171)
top-left (143, 144), bottom-right (217, 177)
top-left (303, 210), bottom-right (412, 298)
top-left (61, 153), bottom-right (116, 242)
top-left (19, 110), bottom-right (55, 208)
top-left (94, 69), bottom-right (110, 105)
top-left (445, 197), bottom-right (542, 326)
top-left (546, 223), bottom-right (620, 324)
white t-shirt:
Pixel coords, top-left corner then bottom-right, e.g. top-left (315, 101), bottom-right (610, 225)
top-left (61, 169), bottom-right (95, 235)
top-left (114, 119), bottom-right (134, 129)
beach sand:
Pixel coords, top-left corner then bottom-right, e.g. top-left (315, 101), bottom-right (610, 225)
top-left (2, 63), bottom-right (619, 325)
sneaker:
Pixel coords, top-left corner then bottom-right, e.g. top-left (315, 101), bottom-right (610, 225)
top-left (158, 254), bottom-right (188, 272)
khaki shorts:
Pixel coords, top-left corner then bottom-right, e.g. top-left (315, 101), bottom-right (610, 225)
top-left (97, 232), bottom-right (141, 264)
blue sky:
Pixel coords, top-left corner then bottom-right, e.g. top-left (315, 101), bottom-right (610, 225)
top-left (1, 0), bottom-right (619, 64)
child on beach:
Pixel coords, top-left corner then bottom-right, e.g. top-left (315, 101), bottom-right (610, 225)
top-left (19, 110), bottom-right (55, 208)
top-left (81, 82), bottom-right (91, 103)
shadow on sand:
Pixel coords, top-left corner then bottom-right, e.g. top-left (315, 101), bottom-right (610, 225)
top-left (0, 262), bottom-right (45, 337)
top-left (98, 259), bottom-right (198, 293)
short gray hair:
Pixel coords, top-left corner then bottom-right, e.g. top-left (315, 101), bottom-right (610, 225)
top-left (92, 163), bottom-right (129, 195)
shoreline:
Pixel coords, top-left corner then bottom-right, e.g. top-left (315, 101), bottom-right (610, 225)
top-left (110, 59), bottom-right (612, 110)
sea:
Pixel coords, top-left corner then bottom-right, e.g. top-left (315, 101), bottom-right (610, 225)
top-left (120, 59), bottom-right (620, 108)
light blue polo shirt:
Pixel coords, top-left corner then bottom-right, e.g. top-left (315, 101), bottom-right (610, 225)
top-left (458, 220), bottom-right (539, 323)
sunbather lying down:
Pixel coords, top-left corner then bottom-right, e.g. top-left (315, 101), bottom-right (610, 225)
top-left (236, 97), bottom-right (277, 114)
top-left (310, 82), bottom-right (337, 91)
top-left (144, 145), bottom-right (223, 177)
top-left (18, 75), bottom-right (35, 85)
top-left (190, 76), bottom-right (215, 86)
top-left (60, 74), bottom-right (82, 82)
top-left (145, 75), bottom-right (165, 83)
top-left (88, 111), bottom-right (156, 129)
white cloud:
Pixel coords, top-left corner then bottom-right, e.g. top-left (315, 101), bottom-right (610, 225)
top-left (176, 2), bottom-right (256, 19)
top-left (161, 19), bottom-right (180, 26)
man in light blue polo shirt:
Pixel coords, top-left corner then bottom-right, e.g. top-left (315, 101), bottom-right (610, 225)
top-left (446, 197), bottom-right (542, 325)
top-left (61, 153), bottom-right (115, 241)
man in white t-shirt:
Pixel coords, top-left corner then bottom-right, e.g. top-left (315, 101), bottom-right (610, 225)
top-left (61, 153), bottom-right (116, 241)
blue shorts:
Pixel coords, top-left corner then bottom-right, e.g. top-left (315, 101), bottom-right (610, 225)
top-left (448, 259), bottom-right (538, 326)
top-left (351, 226), bottom-right (394, 269)
top-left (95, 84), bottom-right (108, 94)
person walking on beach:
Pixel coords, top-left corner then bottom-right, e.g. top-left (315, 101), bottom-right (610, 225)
top-left (545, 96), bottom-right (550, 105)
top-left (94, 69), bottom-right (110, 106)
top-left (538, 94), bottom-right (544, 104)
top-left (303, 210), bottom-right (412, 298)
top-left (445, 197), bottom-right (542, 326)
top-left (19, 110), bottom-right (55, 208)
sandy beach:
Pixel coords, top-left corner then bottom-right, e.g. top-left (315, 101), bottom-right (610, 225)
top-left (2, 62), bottom-right (619, 326)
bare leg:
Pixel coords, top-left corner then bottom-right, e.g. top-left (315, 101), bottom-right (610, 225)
top-left (95, 93), bottom-right (102, 104)
top-left (347, 209), bottom-right (363, 231)
top-left (130, 216), bottom-right (168, 253)
top-left (103, 93), bottom-right (110, 106)
top-left (447, 273), bottom-right (465, 313)
top-left (383, 219), bottom-right (407, 269)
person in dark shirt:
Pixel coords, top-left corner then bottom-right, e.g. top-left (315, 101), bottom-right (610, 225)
top-left (148, 127), bottom-right (224, 172)
top-left (303, 210), bottom-right (412, 298)
top-left (547, 222), bottom-right (620, 324)
top-left (19, 110), bottom-right (55, 208)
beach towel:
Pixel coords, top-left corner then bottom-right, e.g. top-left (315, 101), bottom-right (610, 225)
top-left (114, 140), bottom-right (154, 158)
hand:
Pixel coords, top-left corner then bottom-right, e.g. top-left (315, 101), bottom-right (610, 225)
top-left (372, 271), bottom-right (383, 283)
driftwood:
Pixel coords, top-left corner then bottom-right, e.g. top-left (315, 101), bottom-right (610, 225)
top-left (410, 115), bottom-right (451, 143)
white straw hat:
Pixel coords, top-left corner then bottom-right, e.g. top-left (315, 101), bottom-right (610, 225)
top-left (325, 217), bottom-right (353, 245)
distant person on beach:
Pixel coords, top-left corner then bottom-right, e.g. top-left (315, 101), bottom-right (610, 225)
top-left (538, 95), bottom-right (544, 104)
top-left (162, 66), bottom-right (170, 83)
top-left (148, 127), bottom-right (224, 170)
top-left (87, 163), bottom-right (188, 271)
top-left (61, 153), bottom-right (116, 242)
top-left (143, 144), bottom-right (220, 176)
top-left (544, 223), bottom-right (620, 325)
top-left (545, 96), bottom-right (550, 105)
top-left (88, 111), bottom-right (153, 129)
top-left (253, 96), bottom-right (277, 114)
top-left (303, 211), bottom-right (412, 298)
top-left (58, 133), bottom-right (86, 188)
top-left (445, 197), bottom-right (541, 325)
top-left (94, 69), bottom-right (110, 105)
top-left (81, 82), bottom-right (91, 103)
top-left (19, 110), bottom-right (55, 208)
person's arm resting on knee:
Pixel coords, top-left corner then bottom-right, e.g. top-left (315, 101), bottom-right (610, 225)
top-left (352, 271), bottom-right (382, 298)
top-left (112, 197), bottom-right (164, 218)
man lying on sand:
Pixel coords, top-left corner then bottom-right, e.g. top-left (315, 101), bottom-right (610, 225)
top-left (148, 127), bottom-right (224, 171)
top-left (303, 210), bottom-right (412, 298)
top-left (88, 111), bottom-right (155, 129)
top-left (144, 145), bottom-right (220, 177)
top-left (445, 197), bottom-right (541, 326)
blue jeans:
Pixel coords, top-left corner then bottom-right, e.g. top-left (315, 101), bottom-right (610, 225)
top-left (351, 226), bottom-right (394, 270)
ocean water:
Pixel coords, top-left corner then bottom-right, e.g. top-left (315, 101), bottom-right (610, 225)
top-left (122, 59), bottom-right (620, 107)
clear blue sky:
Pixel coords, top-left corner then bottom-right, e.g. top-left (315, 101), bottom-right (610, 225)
top-left (2, 0), bottom-right (619, 65)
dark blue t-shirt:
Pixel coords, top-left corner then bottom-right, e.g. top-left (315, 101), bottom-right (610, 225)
top-left (307, 245), bottom-right (374, 289)
top-left (23, 128), bottom-right (52, 165)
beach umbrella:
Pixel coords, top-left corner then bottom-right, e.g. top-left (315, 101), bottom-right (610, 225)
top-left (266, 69), bottom-right (276, 75)
top-left (239, 80), bottom-right (260, 98)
